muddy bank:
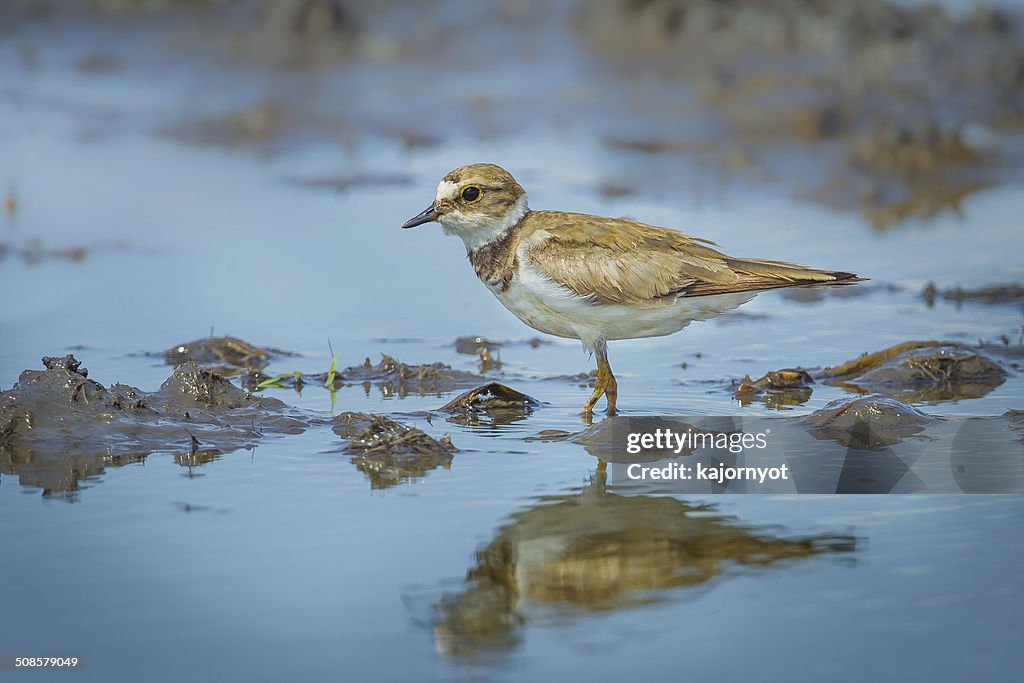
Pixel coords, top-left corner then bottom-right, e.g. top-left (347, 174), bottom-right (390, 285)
top-left (0, 355), bottom-right (313, 498)
top-left (0, 351), bottom-right (467, 495)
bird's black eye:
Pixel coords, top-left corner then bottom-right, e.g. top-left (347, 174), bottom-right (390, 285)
top-left (461, 186), bottom-right (481, 202)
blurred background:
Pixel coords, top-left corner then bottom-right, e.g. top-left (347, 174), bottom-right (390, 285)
top-left (6, 0), bottom-right (1024, 223)
top-left (1, 2), bottom-right (1023, 681)
top-left (2, 0), bottom-right (1022, 365)
top-left (7, 0), bottom-right (1024, 208)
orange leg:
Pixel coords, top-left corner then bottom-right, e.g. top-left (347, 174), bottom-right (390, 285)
top-left (605, 366), bottom-right (618, 415)
top-left (581, 347), bottom-right (617, 417)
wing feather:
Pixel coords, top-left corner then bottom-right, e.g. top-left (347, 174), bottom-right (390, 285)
top-left (520, 212), bottom-right (861, 306)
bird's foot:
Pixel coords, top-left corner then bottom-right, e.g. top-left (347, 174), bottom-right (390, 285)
top-left (581, 359), bottom-right (617, 419)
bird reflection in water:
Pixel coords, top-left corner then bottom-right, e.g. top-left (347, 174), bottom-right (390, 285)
top-left (432, 466), bottom-right (857, 657)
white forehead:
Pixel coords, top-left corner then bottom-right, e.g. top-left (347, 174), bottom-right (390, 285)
top-left (435, 179), bottom-right (460, 202)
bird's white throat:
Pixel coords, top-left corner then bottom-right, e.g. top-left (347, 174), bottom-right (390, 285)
top-left (438, 193), bottom-right (529, 252)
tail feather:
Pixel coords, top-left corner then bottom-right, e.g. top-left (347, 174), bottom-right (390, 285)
top-left (683, 258), bottom-right (865, 297)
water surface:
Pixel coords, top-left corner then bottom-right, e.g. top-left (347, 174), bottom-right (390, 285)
top-left (1, 4), bottom-right (1023, 681)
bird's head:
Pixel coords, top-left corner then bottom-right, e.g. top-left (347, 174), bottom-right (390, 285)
top-left (402, 164), bottom-right (528, 250)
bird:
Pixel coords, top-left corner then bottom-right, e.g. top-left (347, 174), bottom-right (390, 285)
top-left (402, 163), bottom-right (862, 418)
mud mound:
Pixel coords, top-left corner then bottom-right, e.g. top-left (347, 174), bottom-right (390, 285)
top-left (333, 411), bottom-right (455, 489)
top-left (733, 368), bottom-right (815, 409)
top-left (330, 354), bottom-right (483, 396)
top-left (441, 383), bottom-right (540, 427)
top-left (0, 355), bottom-right (312, 497)
top-left (818, 341), bottom-right (1007, 401)
top-left (800, 394), bottom-right (934, 448)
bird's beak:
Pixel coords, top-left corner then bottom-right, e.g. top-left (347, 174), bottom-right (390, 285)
top-left (402, 203), bottom-right (440, 229)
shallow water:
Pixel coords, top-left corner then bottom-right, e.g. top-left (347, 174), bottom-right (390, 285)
top-left (2, 5), bottom-right (1023, 681)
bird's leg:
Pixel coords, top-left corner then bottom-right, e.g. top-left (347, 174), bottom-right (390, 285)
top-left (593, 459), bottom-right (608, 492)
top-left (582, 342), bottom-right (617, 417)
top-left (604, 362), bottom-right (618, 416)
top-left (581, 362), bottom-right (607, 417)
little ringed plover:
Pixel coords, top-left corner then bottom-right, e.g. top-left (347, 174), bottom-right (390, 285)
top-left (403, 163), bottom-right (862, 417)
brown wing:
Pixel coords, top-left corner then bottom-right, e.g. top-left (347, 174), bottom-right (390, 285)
top-left (520, 211), bottom-right (861, 307)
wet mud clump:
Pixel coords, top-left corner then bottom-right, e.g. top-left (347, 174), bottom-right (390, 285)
top-left (333, 412), bottom-right (455, 489)
top-left (923, 282), bottom-right (1024, 308)
top-left (454, 336), bottom-right (502, 355)
top-left (0, 355), bottom-right (311, 498)
top-left (800, 394), bottom-right (933, 449)
top-left (733, 368), bottom-right (814, 409)
top-left (441, 383), bottom-right (540, 427)
top-left (164, 335), bottom-right (291, 374)
top-left (331, 354), bottom-right (483, 397)
top-left (454, 336), bottom-right (502, 373)
top-left (818, 341), bottom-right (1007, 402)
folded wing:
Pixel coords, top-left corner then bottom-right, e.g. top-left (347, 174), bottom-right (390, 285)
top-left (521, 212), bottom-right (861, 307)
